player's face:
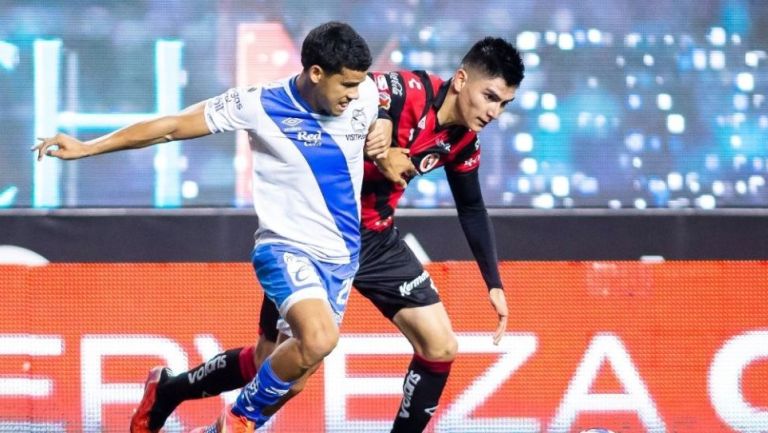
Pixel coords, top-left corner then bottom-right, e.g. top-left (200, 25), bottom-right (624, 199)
top-left (455, 69), bottom-right (517, 132)
top-left (312, 66), bottom-right (368, 116)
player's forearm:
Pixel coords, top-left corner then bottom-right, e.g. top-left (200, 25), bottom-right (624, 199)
top-left (447, 168), bottom-right (503, 290)
top-left (457, 208), bottom-right (504, 290)
top-left (83, 116), bottom-right (183, 156)
top-left (83, 102), bottom-right (209, 157)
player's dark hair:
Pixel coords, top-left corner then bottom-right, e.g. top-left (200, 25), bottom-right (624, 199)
top-left (301, 21), bottom-right (372, 75)
top-left (461, 37), bottom-right (525, 87)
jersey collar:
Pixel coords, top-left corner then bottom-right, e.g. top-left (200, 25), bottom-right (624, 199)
top-left (288, 75), bottom-right (317, 114)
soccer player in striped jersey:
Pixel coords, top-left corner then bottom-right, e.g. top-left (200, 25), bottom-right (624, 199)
top-left (34, 21), bottom-right (393, 433)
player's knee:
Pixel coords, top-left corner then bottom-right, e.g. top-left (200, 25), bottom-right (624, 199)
top-left (419, 332), bottom-right (458, 361)
top-left (289, 377), bottom-right (308, 394)
top-left (299, 328), bottom-right (339, 365)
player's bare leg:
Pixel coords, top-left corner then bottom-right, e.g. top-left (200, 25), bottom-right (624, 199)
top-left (230, 298), bottom-right (339, 427)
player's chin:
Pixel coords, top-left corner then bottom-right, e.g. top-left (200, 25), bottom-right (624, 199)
top-left (472, 118), bottom-right (491, 132)
top-left (335, 102), bottom-right (350, 115)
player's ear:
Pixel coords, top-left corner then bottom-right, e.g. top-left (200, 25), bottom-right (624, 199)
top-left (308, 65), bottom-right (325, 84)
top-left (453, 68), bottom-right (468, 92)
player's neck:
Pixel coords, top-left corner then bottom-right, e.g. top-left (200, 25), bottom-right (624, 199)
top-left (295, 73), bottom-right (322, 113)
top-left (436, 93), bottom-right (459, 127)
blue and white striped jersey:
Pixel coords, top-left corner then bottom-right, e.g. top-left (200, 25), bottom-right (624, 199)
top-left (204, 75), bottom-right (378, 264)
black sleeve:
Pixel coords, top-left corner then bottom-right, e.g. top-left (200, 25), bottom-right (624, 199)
top-left (446, 168), bottom-right (504, 290)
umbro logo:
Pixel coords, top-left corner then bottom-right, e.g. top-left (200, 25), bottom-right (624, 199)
top-left (282, 117), bottom-right (304, 133)
top-left (282, 117), bottom-right (303, 127)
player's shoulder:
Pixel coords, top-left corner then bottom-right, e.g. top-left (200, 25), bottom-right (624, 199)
top-left (360, 74), bottom-right (377, 94)
top-left (240, 78), bottom-right (287, 99)
top-left (355, 75), bottom-right (379, 109)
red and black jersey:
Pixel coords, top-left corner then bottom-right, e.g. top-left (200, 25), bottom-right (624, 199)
top-left (362, 70), bottom-right (482, 231)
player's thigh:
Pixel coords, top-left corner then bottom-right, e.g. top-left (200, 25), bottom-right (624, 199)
top-left (283, 298), bottom-right (338, 342)
top-left (355, 228), bottom-right (441, 320)
top-left (393, 302), bottom-right (458, 361)
top-left (252, 243), bottom-right (354, 338)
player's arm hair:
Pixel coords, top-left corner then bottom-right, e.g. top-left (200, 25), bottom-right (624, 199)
top-left (446, 168), bottom-right (504, 290)
top-left (83, 101), bottom-right (211, 157)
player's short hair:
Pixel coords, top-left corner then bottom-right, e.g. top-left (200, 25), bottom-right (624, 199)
top-left (461, 37), bottom-right (525, 87)
top-left (301, 21), bottom-right (372, 75)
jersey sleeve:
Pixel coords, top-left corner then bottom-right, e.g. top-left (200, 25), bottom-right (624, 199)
top-left (360, 76), bottom-right (380, 126)
top-left (368, 71), bottom-right (407, 124)
top-left (203, 86), bottom-right (262, 134)
top-left (445, 136), bottom-right (481, 174)
top-left (446, 168), bottom-right (504, 290)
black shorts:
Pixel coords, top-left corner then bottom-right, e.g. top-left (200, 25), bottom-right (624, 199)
top-left (259, 226), bottom-right (440, 341)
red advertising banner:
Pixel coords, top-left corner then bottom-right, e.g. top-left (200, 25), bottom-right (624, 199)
top-left (1, 261), bottom-right (766, 432)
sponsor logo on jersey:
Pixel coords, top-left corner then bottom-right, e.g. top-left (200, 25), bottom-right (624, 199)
top-left (463, 154), bottom-right (480, 168)
top-left (376, 74), bottom-right (389, 91)
top-left (436, 137), bottom-right (451, 152)
top-left (345, 133), bottom-right (367, 141)
top-left (389, 72), bottom-right (403, 96)
top-left (398, 370), bottom-right (422, 418)
top-left (399, 270), bottom-right (432, 297)
top-left (212, 96), bottom-right (225, 112)
top-left (283, 252), bottom-right (322, 289)
top-left (281, 117), bottom-right (304, 133)
top-left (417, 116), bottom-right (426, 129)
top-left (224, 89), bottom-right (243, 110)
top-left (351, 108), bottom-right (367, 133)
top-left (297, 130), bottom-right (323, 147)
top-left (418, 152), bottom-right (441, 174)
top-left (378, 92), bottom-right (391, 110)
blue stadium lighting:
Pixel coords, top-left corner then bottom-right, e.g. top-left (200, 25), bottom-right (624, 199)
top-left (33, 39), bottom-right (63, 208)
top-left (57, 113), bottom-right (156, 130)
top-left (0, 186), bottom-right (18, 207)
top-left (13, 6), bottom-right (768, 209)
top-left (32, 39), bottom-right (184, 208)
top-left (154, 40), bottom-right (185, 208)
top-left (0, 41), bottom-right (19, 70)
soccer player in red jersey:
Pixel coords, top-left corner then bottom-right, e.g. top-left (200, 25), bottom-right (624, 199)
top-left (136, 37), bottom-right (524, 433)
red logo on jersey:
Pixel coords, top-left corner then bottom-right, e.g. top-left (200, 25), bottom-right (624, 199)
top-left (378, 92), bottom-right (391, 110)
top-left (419, 153), bottom-right (441, 173)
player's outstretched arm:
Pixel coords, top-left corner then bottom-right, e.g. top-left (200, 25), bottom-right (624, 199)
top-left (446, 168), bottom-right (508, 344)
top-left (32, 101), bottom-right (210, 161)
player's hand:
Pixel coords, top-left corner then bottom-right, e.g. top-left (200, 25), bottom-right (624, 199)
top-left (488, 288), bottom-right (508, 345)
top-left (365, 118), bottom-right (393, 160)
top-left (31, 133), bottom-right (90, 161)
top-left (374, 147), bottom-right (416, 187)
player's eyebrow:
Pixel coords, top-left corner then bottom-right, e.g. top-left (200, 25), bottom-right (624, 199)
top-left (341, 78), bottom-right (365, 87)
top-left (486, 89), bottom-right (501, 100)
top-left (487, 88), bottom-right (515, 104)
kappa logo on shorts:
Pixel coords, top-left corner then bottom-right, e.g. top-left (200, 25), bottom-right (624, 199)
top-left (398, 270), bottom-right (433, 297)
top-left (283, 252), bottom-right (322, 288)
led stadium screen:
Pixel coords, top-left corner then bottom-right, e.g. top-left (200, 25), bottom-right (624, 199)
top-left (0, 1), bottom-right (766, 209)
